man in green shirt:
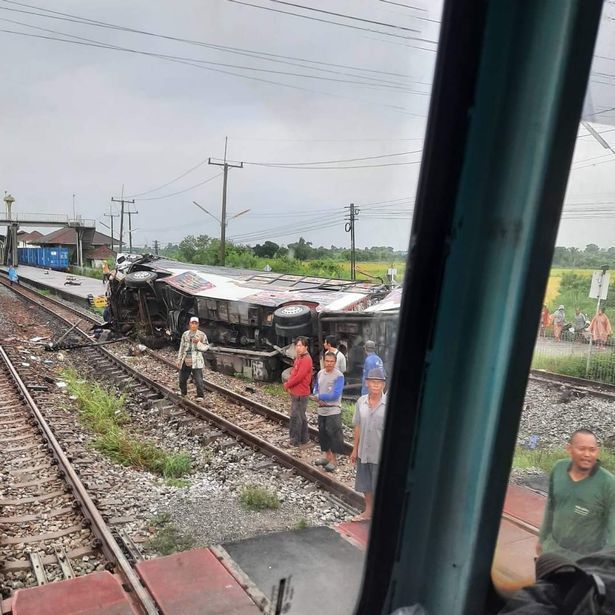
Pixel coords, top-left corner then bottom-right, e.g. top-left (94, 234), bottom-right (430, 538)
top-left (537, 429), bottom-right (615, 561)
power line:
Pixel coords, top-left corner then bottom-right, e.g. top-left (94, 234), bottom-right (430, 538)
top-left (135, 172), bottom-right (223, 201)
top-left (0, 27), bottom-right (420, 115)
top-left (0, 16), bottom-right (420, 95)
top-left (242, 149), bottom-right (422, 167)
top-left (126, 156), bottom-right (211, 198)
top-left (0, 0), bottom-right (432, 82)
top-left (263, 0), bottom-right (421, 33)
top-left (226, 0), bottom-right (439, 46)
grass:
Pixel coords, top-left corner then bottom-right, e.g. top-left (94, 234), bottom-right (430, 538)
top-left (513, 446), bottom-right (615, 474)
top-left (165, 478), bottom-right (190, 488)
top-left (147, 513), bottom-right (195, 555)
top-left (261, 383), bottom-right (287, 397)
top-left (531, 353), bottom-right (615, 385)
top-left (341, 401), bottom-right (355, 428)
top-left (239, 484), bottom-right (280, 511)
top-left (62, 369), bottom-right (191, 478)
top-left (337, 260), bottom-right (407, 282)
top-left (38, 289), bottom-right (51, 296)
top-left (294, 518), bottom-right (309, 530)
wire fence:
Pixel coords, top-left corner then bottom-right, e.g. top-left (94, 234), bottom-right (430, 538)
top-left (532, 326), bottom-right (615, 385)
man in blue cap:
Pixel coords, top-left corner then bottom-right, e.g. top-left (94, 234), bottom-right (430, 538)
top-left (360, 340), bottom-right (384, 395)
top-left (351, 367), bottom-right (387, 522)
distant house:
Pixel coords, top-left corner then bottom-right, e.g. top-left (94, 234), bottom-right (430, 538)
top-left (84, 245), bottom-right (116, 268)
top-left (18, 230), bottom-right (44, 247)
top-left (33, 228), bottom-right (115, 267)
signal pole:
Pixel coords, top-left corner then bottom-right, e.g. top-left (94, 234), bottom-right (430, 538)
top-left (345, 202), bottom-right (360, 281)
top-left (111, 193), bottom-right (135, 253)
top-left (208, 137), bottom-right (243, 265)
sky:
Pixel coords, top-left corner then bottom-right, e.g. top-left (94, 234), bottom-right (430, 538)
top-left (1, 0), bottom-right (615, 252)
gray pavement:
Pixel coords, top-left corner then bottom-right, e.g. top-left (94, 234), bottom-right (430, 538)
top-left (0, 264), bottom-right (107, 306)
top-left (224, 526), bottom-right (365, 615)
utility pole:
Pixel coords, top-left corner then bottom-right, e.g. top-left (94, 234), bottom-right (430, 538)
top-left (153, 240), bottom-right (159, 255)
top-left (344, 203), bottom-right (360, 281)
top-left (111, 192), bottom-right (134, 253)
top-left (126, 209), bottom-right (139, 253)
top-left (208, 137), bottom-right (243, 265)
top-left (104, 205), bottom-right (119, 252)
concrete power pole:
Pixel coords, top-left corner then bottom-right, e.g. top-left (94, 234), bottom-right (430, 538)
top-left (111, 195), bottom-right (135, 253)
top-left (104, 205), bottom-right (119, 252)
top-left (345, 203), bottom-right (360, 281)
top-left (126, 209), bottom-right (139, 252)
top-left (208, 137), bottom-right (243, 266)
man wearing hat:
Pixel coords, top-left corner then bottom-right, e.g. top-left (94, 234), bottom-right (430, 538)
top-left (350, 367), bottom-right (387, 522)
top-left (361, 340), bottom-right (384, 395)
top-left (177, 316), bottom-right (209, 399)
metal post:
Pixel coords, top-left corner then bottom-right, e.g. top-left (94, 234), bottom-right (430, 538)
top-left (345, 203), bottom-right (359, 281)
top-left (586, 267), bottom-right (608, 377)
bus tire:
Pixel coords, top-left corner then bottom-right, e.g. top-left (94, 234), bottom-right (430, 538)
top-left (124, 271), bottom-right (158, 288)
top-left (273, 304), bottom-right (311, 326)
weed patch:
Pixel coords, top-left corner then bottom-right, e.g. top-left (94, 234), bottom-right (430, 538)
top-left (239, 484), bottom-right (280, 511)
top-left (513, 446), bottom-right (615, 474)
top-left (531, 353), bottom-right (615, 385)
top-left (147, 513), bottom-right (195, 555)
top-left (262, 383), bottom-right (287, 397)
top-left (294, 518), bottom-right (309, 530)
top-left (62, 369), bottom-right (191, 478)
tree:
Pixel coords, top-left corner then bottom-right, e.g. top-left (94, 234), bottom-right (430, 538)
top-left (287, 237), bottom-right (314, 261)
top-left (253, 240), bottom-right (280, 258)
top-left (585, 243), bottom-right (600, 253)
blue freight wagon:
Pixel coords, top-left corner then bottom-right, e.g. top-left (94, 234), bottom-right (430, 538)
top-left (17, 247), bottom-right (69, 270)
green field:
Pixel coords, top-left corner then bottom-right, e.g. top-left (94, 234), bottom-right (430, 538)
top-left (337, 261), bottom-right (407, 281)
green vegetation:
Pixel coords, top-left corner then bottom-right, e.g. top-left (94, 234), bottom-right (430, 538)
top-left (62, 370), bottom-right (191, 478)
top-left (239, 484), bottom-right (280, 511)
top-left (531, 353), bottom-right (615, 385)
top-left (552, 245), bottom-right (615, 270)
top-left (294, 518), bottom-right (309, 530)
top-left (261, 382), bottom-right (287, 397)
top-left (38, 289), bottom-right (51, 296)
top-left (165, 478), bottom-right (190, 488)
top-left (70, 265), bottom-right (104, 280)
top-left (147, 513), bottom-right (195, 555)
top-left (513, 446), bottom-right (615, 474)
top-left (341, 401), bottom-right (355, 428)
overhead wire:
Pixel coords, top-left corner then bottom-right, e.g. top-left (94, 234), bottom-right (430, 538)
top-left (134, 172), bottom-right (223, 201)
top-left (0, 0), bottom-right (435, 82)
top-left (0, 27), bottom-right (420, 115)
top-left (262, 0), bottom-right (421, 33)
top-left (226, 0), bottom-right (439, 46)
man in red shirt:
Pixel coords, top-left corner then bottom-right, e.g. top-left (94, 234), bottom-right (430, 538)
top-left (284, 336), bottom-right (313, 448)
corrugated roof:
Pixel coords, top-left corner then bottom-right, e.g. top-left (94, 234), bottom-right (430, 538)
top-left (84, 245), bottom-right (116, 260)
top-left (33, 227), bottom-right (112, 246)
top-left (18, 230), bottom-right (44, 243)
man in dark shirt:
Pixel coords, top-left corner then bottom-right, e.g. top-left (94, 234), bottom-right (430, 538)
top-left (537, 429), bottom-right (615, 561)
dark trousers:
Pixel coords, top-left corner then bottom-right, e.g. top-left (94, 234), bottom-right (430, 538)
top-left (179, 364), bottom-right (204, 397)
top-left (289, 395), bottom-right (309, 445)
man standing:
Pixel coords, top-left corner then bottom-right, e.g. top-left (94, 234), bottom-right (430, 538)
top-left (552, 305), bottom-right (565, 342)
top-left (589, 307), bottom-right (612, 349)
top-left (311, 352), bottom-right (345, 472)
top-left (284, 336), bottom-right (313, 448)
top-left (573, 307), bottom-right (588, 342)
top-left (361, 340), bottom-right (384, 395)
top-left (177, 316), bottom-right (209, 399)
top-left (537, 429), bottom-right (615, 561)
top-left (322, 335), bottom-right (347, 373)
top-left (350, 368), bottom-right (387, 522)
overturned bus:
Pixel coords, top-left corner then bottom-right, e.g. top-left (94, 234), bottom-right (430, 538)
top-left (107, 255), bottom-right (400, 387)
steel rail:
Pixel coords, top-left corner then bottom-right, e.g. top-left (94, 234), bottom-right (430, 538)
top-left (0, 346), bottom-right (159, 615)
top-left (1, 278), bottom-right (363, 509)
top-left (2, 276), bottom-right (614, 401)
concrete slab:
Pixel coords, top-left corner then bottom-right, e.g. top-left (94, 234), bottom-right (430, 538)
top-left (1, 265), bottom-right (107, 307)
top-left (492, 519), bottom-right (537, 593)
top-left (11, 571), bottom-right (138, 615)
top-left (504, 485), bottom-right (545, 529)
top-left (224, 526), bottom-right (365, 615)
top-left (136, 548), bottom-right (261, 615)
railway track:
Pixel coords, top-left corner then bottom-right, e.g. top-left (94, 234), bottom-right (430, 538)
top-left (0, 278), bottom-right (363, 512)
top-left (0, 345), bottom-right (158, 613)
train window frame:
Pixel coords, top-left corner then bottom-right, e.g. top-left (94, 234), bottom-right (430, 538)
top-left (354, 1), bottom-right (604, 614)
